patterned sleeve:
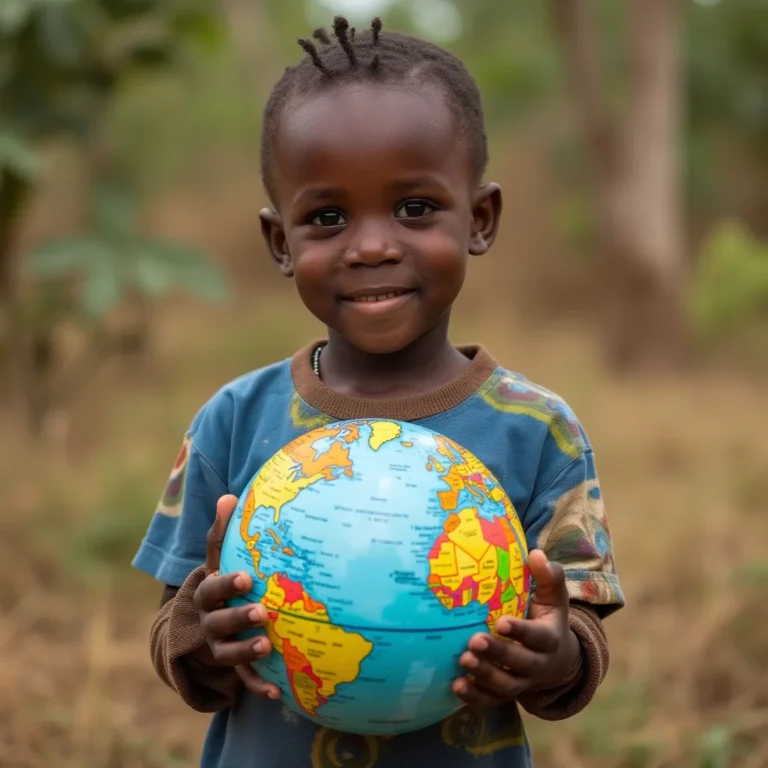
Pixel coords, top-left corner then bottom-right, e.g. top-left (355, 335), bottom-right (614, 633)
top-left (524, 445), bottom-right (624, 617)
top-left (132, 398), bottom-right (232, 587)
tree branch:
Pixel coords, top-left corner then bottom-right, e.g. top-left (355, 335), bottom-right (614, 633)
top-left (549, 0), bottom-right (618, 179)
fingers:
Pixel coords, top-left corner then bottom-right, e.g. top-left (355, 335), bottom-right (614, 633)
top-left (205, 494), bottom-right (239, 573)
top-left (527, 549), bottom-right (569, 608)
top-left (461, 635), bottom-right (543, 681)
top-left (236, 665), bottom-right (282, 700)
top-left (202, 602), bottom-right (270, 640)
top-left (209, 633), bottom-right (272, 666)
top-left (194, 571), bottom-right (253, 612)
top-left (494, 617), bottom-right (561, 654)
top-left (452, 676), bottom-right (508, 709)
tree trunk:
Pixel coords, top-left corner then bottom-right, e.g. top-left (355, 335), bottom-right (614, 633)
top-left (552, 0), bottom-right (686, 371)
top-left (0, 168), bottom-right (43, 432)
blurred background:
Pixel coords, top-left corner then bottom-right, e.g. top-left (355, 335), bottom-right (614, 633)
top-left (1, 0), bottom-right (767, 766)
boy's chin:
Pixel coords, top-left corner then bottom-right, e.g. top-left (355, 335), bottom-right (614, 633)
top-left (336, 327), bottom-right (422, 357)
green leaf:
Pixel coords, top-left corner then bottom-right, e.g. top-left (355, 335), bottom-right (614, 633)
top-left (25, 237), bottom-right (110, 277)
top-left (100, 0), bottom-right (158, 21)
top-left (36, 3), bottom-right (85, 67)
top-left (132, 241), bottom-right (228, 301)
top-left (126, 42), bottom-right (175, 70)
top-left (171, 6), bottom-right (224, 50)
top-left (89, 184), bottom-right (138, 240)
top-left (0, 0), bottom-right (34, 35)
top-left (697, 724), bottom-right (733, 768)
top-left (0, 132), bottom-right (41, 180)
top-left (82, 262), bottom-right (124, 317)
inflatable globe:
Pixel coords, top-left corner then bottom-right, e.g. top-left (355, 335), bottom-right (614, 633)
top-left (220, 419), bottom-right (531, 735)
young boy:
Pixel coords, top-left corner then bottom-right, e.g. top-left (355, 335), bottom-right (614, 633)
top-left (133, 16), bottom-right (624, 768)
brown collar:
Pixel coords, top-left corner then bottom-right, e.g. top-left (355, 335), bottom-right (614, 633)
top-left (290, 339), bottom-right (500, 421)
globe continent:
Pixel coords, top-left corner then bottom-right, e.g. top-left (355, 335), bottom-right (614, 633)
top-left (220, 419), bottom-right (531, 735)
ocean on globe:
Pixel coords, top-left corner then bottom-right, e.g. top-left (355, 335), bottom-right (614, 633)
top-left (219, 419), bottom-right (531, 736)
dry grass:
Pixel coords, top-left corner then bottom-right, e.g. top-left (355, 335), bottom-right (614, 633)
top-left (2, 284), bottom-right (767, 767)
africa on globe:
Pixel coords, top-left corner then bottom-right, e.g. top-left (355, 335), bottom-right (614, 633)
top-left (219, 419), bottom-right (531, 736)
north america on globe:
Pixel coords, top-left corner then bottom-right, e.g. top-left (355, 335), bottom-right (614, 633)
top-left (220, 419), bottom-right (531, 734)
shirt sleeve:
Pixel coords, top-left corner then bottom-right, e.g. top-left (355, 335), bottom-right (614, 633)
top-left (524, 445), bottom-right (625, 617)
top-left (132, 396), bottom-right (233, 587)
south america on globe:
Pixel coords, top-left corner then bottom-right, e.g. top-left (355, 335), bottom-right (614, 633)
top-left (219, 419), bottom-right (531, 736)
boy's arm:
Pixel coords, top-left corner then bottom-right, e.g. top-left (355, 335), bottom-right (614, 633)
top-left (517, 437), bottom-right (624, 720)
top-left (149, 567), bottom-right (243, 713)
top-left (516, 602), bottom-right (609, 720)
top-left (133, 408), bottom-right (246, 713)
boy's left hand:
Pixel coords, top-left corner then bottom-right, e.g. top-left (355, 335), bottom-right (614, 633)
top-left (453, 549), bottom-right (581, 708)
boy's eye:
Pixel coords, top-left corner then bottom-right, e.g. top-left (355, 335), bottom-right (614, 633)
top-left (310, 210), bottom-right (347, 227)
top-left (394, 199), bottom-right (435, 219)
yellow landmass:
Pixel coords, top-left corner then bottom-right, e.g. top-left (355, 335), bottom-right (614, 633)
top-left (506, 536), bottom-right (526, 596)
top-left (477, 576), bottom-right (497, 604)
top-left (238, 425), bottom-right (354, 574)
top-left (503, 497), bottom-right (528, 563)
top-left (291, 670), bottom-right (320, 715)
top-left (456, 545), bottom-right (479, 579)
top-left (430, 540), bottom-right (458, 578)
top-left (262, 575), bottom-right (373, 715)
top-left (447, 507), bottom-right (490, 561)
top-left (367, 421), bottom-right (402, 451)
top-left (476, 544), bottom-right (498, 582)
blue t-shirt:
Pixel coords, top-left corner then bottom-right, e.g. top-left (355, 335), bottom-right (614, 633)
top-left (133, 343), bottom-right (624, 768)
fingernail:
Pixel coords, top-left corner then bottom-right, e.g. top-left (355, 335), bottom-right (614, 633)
top-left (453, 679), bottom-right (467, 695)
top-left (473, 637), bottom-right (488, 652)
top-left (462, 654), bottom-right (479, 670)
top-left (233, 573), bottom-right (246, 591)
top-left (253, 639), bottom-right (264, 652)
top-left (268, 689), bottom-right (281, 700)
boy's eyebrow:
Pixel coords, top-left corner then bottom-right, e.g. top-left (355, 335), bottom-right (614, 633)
top-left (292, 176), bottom-right (451, 208)
top-left (388, 175), bottom-right (448, 193)
top-left (293, 187), bottom-right (346, 207)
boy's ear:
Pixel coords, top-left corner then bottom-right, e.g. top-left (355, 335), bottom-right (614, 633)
top-left (260, 208), bottom-right (293, 276)
top-left (469, 182), bottom-right (502, 256)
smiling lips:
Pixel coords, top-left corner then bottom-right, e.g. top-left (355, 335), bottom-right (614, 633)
top-left (341, 287), bottom-right (415, 312)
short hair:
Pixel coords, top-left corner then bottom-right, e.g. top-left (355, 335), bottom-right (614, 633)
top-left (260, 16), bottom-right (488, 199)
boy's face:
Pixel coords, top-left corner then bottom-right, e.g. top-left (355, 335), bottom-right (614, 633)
top-left (261, 83), bottom-right (501, 355)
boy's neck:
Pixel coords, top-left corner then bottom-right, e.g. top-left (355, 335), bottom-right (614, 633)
top-left (321, 324), bottom-right (470, 399)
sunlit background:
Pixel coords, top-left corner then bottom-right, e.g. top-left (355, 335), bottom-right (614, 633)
top-left (1, 1), bottom-right (767, 766)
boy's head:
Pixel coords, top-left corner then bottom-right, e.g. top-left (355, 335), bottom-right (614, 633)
top-left (260, 17), bottom-right (502, 355)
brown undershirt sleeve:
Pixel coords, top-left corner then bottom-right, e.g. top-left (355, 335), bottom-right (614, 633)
top-left (149, 565), bottom-right (243, 713)
top-left (517, 603), bottom-right (610, 721)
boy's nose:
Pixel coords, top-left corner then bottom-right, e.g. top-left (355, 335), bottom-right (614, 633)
top-left (344, 232), bottom-right (403, 267)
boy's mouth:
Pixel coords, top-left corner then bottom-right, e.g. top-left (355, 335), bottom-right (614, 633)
top-left (341, 287), bottom-right (415, 304)
top-left (340, 287), bottom-right (416, 314)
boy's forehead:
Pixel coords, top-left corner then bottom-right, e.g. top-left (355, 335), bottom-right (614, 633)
top-left (273, 84), bottom-right (470, 189)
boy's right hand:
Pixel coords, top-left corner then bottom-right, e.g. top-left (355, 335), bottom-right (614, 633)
top-left (192, 494), bottom-right (281, 700)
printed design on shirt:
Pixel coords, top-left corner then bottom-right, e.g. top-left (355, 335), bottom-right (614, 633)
top-left (291, 390), bottom-right (333, 431)
top-left (537, 479), bottom-right (624, 607)
top-left (440, 705), bottom-right (525, 755)
top-left (478, 371), bottom-right (584, 459)
top-left (311, 729), bottom-right (383, 767)
top-left (156, 433), bottom-right (191, 517)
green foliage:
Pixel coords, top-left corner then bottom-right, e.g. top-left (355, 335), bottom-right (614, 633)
top-left (0, 0), bottom-right (229, 435)
top-left (690, 221), bottom-right (768, 346)
top-left (685, 0), bottom-right (768, 207)
top-left (0, 0), bottom-right (223, 139)
top-left (0, 130), bottom-right (41, 179)
top-left (25, 185), bottom-right (227, 318)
